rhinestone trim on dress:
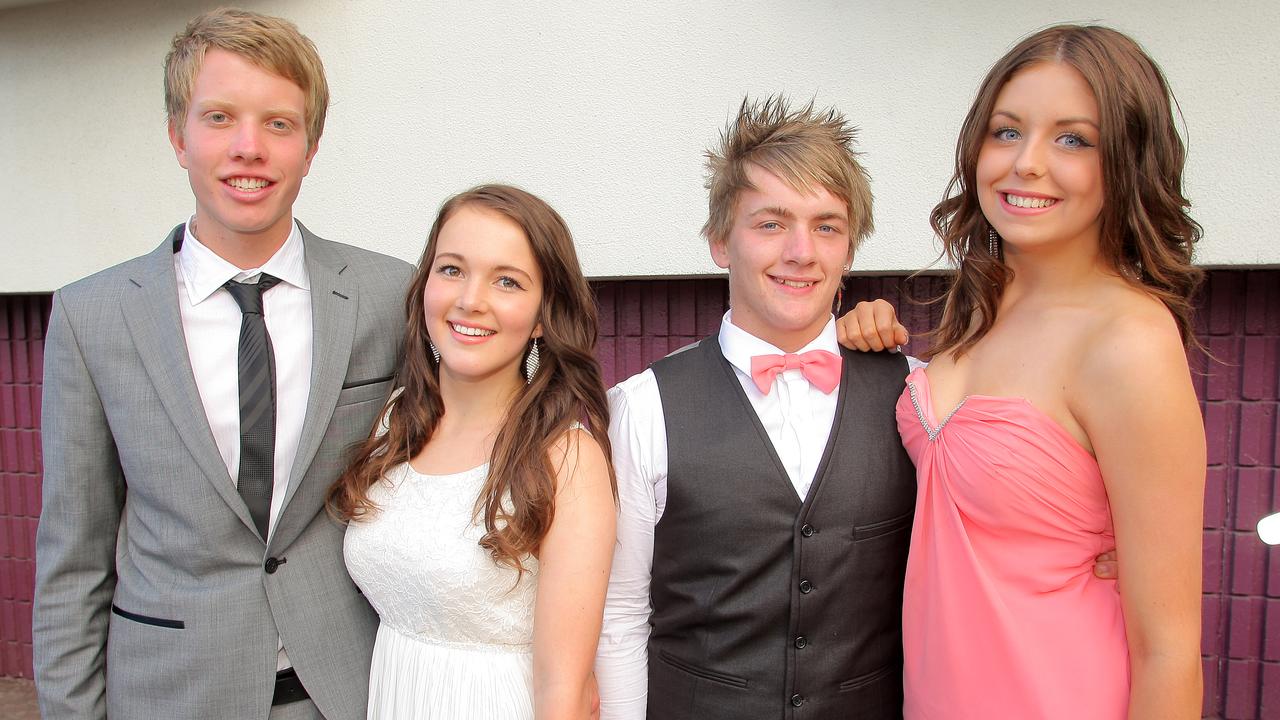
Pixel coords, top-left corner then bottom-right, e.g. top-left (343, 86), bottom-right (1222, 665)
top-left (907, 381), bottom-right (967, 442)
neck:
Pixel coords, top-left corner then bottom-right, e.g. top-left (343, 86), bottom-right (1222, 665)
top-left (1001, 237), bottom-right (1112, 304)
top-left (191, 217), bottom-right (292, 270)
top-left (728, 312), bottom-right (830, 353)
top-left (434, 369), bottom-right (523, 437)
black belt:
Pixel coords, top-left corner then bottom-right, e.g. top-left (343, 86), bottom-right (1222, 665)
top-left (272, 667), bottom-right (310, 706)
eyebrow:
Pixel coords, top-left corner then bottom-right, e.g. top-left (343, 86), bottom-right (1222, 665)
top-left (748, 206), bottom-right (848, 223)
top-left (749, 206), bottom-right (796, 219)
top-left (992, 110), bottom-right (1099, 130)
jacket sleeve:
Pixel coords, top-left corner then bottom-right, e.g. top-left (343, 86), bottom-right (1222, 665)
top-left (32, 290), bottom-right (125, 720)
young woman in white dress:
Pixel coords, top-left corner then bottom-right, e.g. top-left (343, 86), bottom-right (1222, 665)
top-left (330, 185), bottom-right (616, 719)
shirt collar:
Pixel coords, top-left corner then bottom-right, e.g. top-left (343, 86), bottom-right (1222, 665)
top-left (177, 219), bottom-right (309, 305)
top-left (718, 311), bottom-right (840, 377)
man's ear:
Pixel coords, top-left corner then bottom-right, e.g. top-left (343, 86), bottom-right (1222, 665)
top-left (302, 136), bottom-right (320, 176)
top-left (709, 237), bottom-right (731, 270)
top-left (168, 120), bottom-right (189, 169)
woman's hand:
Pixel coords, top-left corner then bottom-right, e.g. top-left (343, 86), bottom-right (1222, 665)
top-left (836, 299), bottom-right (909, 352)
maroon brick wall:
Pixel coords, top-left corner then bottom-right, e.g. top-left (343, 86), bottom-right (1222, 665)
top-left (0, 295), bottom-right (46, 680)
top-left (2, 271), bottom-right (1277, 719)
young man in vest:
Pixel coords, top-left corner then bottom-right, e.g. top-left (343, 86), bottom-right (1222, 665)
top-left (595, 96), bottom-right (915, 719)
top-left (33, 9), bottom-right (411, 719)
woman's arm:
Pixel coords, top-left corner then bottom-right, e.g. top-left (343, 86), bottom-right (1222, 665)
top-left (1075, 311), bottom-right (1205, 720)
top-left (533, 429), bottom-right (617, 720)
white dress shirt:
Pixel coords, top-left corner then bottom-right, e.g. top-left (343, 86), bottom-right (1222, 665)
top-left (174, 219), bottom-right (312, 671)
top-left (594, 312), bottom-right (845, 720)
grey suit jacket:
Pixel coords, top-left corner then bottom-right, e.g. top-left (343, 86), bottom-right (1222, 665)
top-left (33, 224), bottom-right (413, 719)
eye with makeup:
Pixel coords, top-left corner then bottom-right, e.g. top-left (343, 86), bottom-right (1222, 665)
top-left (495, 275), bottom-right (526, 291)
top-left (992, 126), bottom-right (1021, 142)
top-left (1057, 132), bottom-right (1096, 149)
top-left (435, 263), bottom-right (462, 278)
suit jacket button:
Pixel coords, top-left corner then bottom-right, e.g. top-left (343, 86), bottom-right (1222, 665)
top-left (794, 635), bottom-right (808, 649)
top-left (791, 693), bottom-right (804, 707)
top-left (799, 579), bottom-right (813, 594)
top-left (265, 557), bottom-right (281, 574)
top-left (800, 523), bottom-right (815, 537)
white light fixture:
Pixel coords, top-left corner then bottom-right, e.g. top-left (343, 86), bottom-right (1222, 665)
top-left (1258, 512), bottom-right (1280, 545)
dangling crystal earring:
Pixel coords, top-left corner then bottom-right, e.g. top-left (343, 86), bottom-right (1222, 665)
top-left (988, 227), bottom-right (1001, 259)
top-left (428, 337), bottom-right (441, 364)
top-left (524, 338), bottom-right (540, 384)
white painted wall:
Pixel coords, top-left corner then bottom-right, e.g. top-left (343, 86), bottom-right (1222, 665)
top-left (2, 0), bottom-right (1276, 292)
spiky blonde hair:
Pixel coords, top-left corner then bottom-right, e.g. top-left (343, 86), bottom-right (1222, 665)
top-left (702, 95), bottom-right (874, 254)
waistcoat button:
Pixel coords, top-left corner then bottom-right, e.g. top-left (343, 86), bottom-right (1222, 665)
top-left (801, 523), bottom-right (815, 537)
top-left (794, 635), bottom-right (808, 649)
top-left (799, 579), bottom-right (813, 593)
top-left (791, 693), bottom-right (804, 707)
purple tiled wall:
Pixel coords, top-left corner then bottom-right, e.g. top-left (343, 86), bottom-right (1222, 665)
top-left (2, 271), bottom-right (1277, 718)
top-left (0, 295), bottom-right (46, 680)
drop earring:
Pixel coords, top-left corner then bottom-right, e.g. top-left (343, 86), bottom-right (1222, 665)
top-left (988, 227), bottom-right (1001, 259)
top-left (428, 337), bottom-right (441, 364)
top-left (524, 338), bottom-right (540, 384)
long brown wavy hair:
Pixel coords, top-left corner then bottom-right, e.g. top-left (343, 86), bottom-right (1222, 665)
top-left (328, 185), bottom-right (616, 575)
top-left (927, 25), bottom-right (1203, 359)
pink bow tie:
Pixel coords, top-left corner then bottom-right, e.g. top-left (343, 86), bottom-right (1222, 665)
top-left (749, 350), bottom-right (842, 395)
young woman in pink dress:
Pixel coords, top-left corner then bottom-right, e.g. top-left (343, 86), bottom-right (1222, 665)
top-left (846, 25), bottom-right (1205, 719)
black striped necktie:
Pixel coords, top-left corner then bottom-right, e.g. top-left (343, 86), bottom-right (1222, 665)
top-left (224, 274), bottom-right (282, 541)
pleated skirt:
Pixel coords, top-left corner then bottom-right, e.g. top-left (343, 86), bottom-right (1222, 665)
top-left (366, 623), bottom-right (534, 719)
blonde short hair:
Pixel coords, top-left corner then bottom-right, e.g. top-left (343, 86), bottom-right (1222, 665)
top-left (702, 96), bottom-right (874, 253)
top-left (164, 8), bottom-right (329, 150)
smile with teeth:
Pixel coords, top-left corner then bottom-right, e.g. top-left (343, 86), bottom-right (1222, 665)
top-left (1004, 193), bottom-right (1057, 209)
top-left (773, 276), bottom-right (816, 289)
top-left (226, 177), bottom-right (271, 191)
top-left (450, 322), bottom-right (495, 337)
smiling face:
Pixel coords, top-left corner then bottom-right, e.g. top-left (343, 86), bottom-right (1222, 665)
top-left (977, 62), bottom-right (1105, 258)
top-left (423, 204), bottom-right (544, 387)
top-left (169, 48), bottom-right (317, 258)
top-left (710, 164), bottom-right (852, 351)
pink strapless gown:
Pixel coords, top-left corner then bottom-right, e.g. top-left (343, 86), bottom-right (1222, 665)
top-left (896, 368), bottom-right (1128, 719)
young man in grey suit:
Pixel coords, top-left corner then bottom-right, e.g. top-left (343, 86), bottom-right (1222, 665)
top-left (33, 9), bottom-right (411, 719)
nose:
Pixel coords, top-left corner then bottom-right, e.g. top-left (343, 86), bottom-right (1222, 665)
top-left (229, 123), bottom-right (266, 162)
top-left (781, 225), bottom-right (817, 264)
top-left (1013, 137), bottom-right (1046, 178)
top-left (455, 277), bottom-right (488, 312)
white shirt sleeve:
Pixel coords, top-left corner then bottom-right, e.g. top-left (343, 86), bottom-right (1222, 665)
top-left (595, 370), bottom-right (667, 720)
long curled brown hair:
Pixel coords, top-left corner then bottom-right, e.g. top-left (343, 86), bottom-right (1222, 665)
top-left (328, 185), bottom-right (615, 575)
top-left (927, 24), bottom-right (1203, 359)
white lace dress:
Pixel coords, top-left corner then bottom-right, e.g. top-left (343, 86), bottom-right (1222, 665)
top-left (344, 461), bottom-right (537, 719)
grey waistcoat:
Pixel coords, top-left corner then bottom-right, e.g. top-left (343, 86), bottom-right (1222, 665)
top-left (647, 337), bottom-right (915, 720)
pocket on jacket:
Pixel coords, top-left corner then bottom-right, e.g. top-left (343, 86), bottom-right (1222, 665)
top-left (836, 662), bottom-right (902, 716)
top-left (336, 377), bottom-right (393, 407)
top-left (838, 663), bottom-right (895, 692)
top-left (852, 511), bottom-right (913, 541)
top-left (656, 650), bottom-right (749, 689)
top-left (110, 604), bottom-right (184, 629)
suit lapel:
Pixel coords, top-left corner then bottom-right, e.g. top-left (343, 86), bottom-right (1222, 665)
top-left (275, 224), bottom-right (358, 525)
top-left (122, 225), bottom-right (259, 534)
